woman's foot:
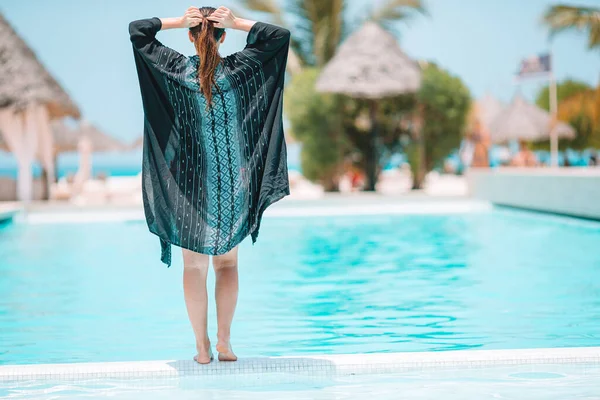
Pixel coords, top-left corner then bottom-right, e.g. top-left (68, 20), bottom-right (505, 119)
top-left (193, 340), bottom-right (213, 364)
top-left (216, 339), bottom-right (237, 362)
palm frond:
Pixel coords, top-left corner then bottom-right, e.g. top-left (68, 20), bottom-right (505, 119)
top-left (285, 0), bottom-right (346, 66)
top-left (368, 0), bottom-right (427, 35)
top-left (558, 88), bottom-right (598, 125)
top-left (543, 5), bottom-right (600, 50)
top-left (238, 0), bottom-right (308, 73)
top-left (237, 0), bottom-right (286, 26)
top-left (238, 0), bottom-right (280, 15)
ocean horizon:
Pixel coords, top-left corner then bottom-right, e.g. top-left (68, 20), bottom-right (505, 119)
top-left (0, 144), bottom-right (303, 179)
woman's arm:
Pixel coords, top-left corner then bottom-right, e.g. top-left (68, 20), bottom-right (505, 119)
top-left (207, 6), bottom-right (290, 64)
top-left (128, 16), bottom-right (188, 81)
top-left (158, 17), bottom-right (186, 30)
top-left (232, 18), bottom-right (257, 32)
top-left (160, 7), bottom-right (204, 30)
top-left (206, 6), bottom-right (256, 31)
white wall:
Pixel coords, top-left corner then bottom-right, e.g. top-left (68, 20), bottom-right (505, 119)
top-left (467, 168), bottom-right (600, 220)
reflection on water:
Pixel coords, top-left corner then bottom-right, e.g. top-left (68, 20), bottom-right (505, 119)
top-left (287, 215), bottom-right (478, 353)
top-left (0, 209), bottom-right (599, 364)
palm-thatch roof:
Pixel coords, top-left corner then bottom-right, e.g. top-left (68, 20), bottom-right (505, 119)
top-left (129, 135), bottom-right (144, 150)
top-left (0, 13), bottom-right (80, 119)
top-left (0, 130), bottom-right (6, 151)
top-left (51, 120), bottom-right (127, 153)
top-left (474, 93), bottom-right (505, 130)
top-left (489, 94), bottom-right (575, 143)
top-left (316, 22), bottom-right (421, 98)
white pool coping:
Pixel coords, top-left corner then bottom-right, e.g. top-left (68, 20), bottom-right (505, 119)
top-left (1, 347), bottom-right (598, 382)
top-left (24, 200), bottom-right (492, 224)
top-left (0, 202), bottom-right (22, 223)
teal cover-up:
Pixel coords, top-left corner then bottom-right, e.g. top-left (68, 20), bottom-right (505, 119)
top-left (129, 18), bottom-right (290, 266)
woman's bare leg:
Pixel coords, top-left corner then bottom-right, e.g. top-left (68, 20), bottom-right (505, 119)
top-left (182, 248), bottom-right (212, 364)
top-left (212, 246), bottom-right (239, 361)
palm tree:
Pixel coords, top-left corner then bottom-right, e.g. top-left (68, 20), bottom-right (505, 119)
top-left (558, 86), bottom-right (599, 125)
top-left (558, 85), bottom-right (600, 147)
top-left (543, 5), bottom-right (600, 50)
top-left (238, 0), bottom-right (426, 71)
top-left (239, 0), bottom-right (426, 191)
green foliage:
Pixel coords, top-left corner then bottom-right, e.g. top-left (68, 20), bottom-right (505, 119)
top-left (533, 80), bottom-right (599, 151)
top-left (409, 63), bottom-right (471, 188)
top-left (287, 0), bottom-right (346, 67)
top-left (334, 95), bottom-right (415, 171)
top-left (283, 65), bottom-right (471, 191)
top-left (239, 0), bottom-right (426, 67)
top-left (532, 114), bottom-right (600, 151)
top-left (366, 0), bottom-right (428, 36)
top-left (535, 79), bottom-right (592, 111)
top-left (568, 113), bottom-right (600, 149)
top-left (543, 5), bottom-right (600, 50)
top-left (241, 0), bottom-right (428, 190)
top-left (283, 69), bottom-right (419, 190)
top-left (284, 68), bottom-right (346, 190)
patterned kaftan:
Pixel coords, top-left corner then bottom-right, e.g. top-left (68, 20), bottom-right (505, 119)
top-left (129, 18), bottom-right (290, 266)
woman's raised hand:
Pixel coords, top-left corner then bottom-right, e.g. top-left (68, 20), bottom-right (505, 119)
top-left (181, 7), bottom-right (203, 28)
top-left (206, 6), bottom-right (237, 29)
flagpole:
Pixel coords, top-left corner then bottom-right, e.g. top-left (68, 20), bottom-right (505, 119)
top-left (549, 50), bottom-right (558, 167)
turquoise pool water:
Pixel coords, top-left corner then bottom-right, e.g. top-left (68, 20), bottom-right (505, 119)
top-left (1, 209), bottom-right (599, 365)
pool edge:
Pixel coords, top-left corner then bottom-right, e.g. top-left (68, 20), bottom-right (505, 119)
top-left (2, 347), bottom-right (599, 382)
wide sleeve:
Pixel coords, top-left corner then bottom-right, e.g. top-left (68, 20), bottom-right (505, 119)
top-left (239, 22), bottom-right (291, 66)
top-left (128, 17), bottom-right (188, 81)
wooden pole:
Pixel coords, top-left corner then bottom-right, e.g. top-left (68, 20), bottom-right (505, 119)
top-left (366, 99), bottom-right (379, 191)
top-left (549, 51), bottom-right (559, 167)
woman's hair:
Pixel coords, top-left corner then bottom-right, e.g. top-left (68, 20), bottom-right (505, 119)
top-left (189, 7), bottom-right (225, 107)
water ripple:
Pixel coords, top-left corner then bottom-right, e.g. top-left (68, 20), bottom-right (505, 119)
top-left (1, 211), bottom-right (600, 364)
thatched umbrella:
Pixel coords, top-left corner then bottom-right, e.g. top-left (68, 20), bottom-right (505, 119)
top-left (474, 93), bottom-right (505, 131)
top-left (489, 93), bottom-right (575, 144)
top-left (50, 120), bottom-right (127, 187)
top-left (51, 120), bottom-right (127, 153)
top-left (0, 129), bottom-right (6, 151)
top-left (316, 22), bottom-right (421, 191)
top-left (0, 13), bottom-right (80, 118)
top-left (0, 13), bottom-right (80, 201)
top-left (128, 135), bottom-right (144, 151)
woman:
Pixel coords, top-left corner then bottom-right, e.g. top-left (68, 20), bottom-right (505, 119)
top-left (510, 139), bottom-right (538, 167)
top-left (129, 7), bottom-right (290, 363)
top-left (470, 119), bottom-right (490, 168)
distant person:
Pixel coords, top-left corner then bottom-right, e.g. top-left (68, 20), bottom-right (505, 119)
top-left (351, 168), bottom-right (365, 191)
top-left (590, 154), bottom-right (598, 166)
top-left (510, 140), bottom-right (538, 167)
top-left (458, 134), bottom-right (474, 174)
top-left (129, 6), bottom-right (290, 364)
top-left (470, 120), bottom-right (490, 168)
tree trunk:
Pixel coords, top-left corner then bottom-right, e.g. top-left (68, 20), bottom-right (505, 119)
top-left (53, 153), bottom-right (59, 183)
top-left (364, 100), bottom-right (379, 191)
top-left (40, 167), bottom-right (49, 200)
top-left (411, 105), bottom-right (426, 190)
top-left (323, 175), bottom-right (340, 192)
top-left (411, 158), bottom-right (426, 189)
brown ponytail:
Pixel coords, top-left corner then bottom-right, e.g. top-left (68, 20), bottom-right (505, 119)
top-left (189, 7), bottom-right (225, 108)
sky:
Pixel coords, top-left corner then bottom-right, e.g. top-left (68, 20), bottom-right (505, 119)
top-left (1, 0), bottom-right (599, 145)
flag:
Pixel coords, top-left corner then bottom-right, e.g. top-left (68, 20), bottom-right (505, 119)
top-left (516, 54), bottom-right (552, 79)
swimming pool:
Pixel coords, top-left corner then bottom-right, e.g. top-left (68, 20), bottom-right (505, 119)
top-left (1, 204), bottom-right (599, 365)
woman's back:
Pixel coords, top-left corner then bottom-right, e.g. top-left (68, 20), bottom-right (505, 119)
top-left (129, 7), bottom-right (291, 364)
top-left (129, 16), bottom-right (291, 266)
